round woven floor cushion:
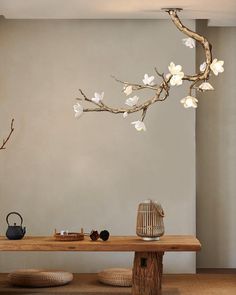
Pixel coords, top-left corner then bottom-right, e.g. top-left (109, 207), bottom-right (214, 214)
top-left (98, 268), bottom-right (132, 287)
top-left (8, 269), bottom-right (73, 288)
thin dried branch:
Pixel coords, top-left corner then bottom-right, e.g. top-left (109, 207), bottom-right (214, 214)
top-left (141, 108), bottom-right (148, 122)
top-left (79, 89), bottom-right (103, 107)
top-left (0, 119), bottom-right (15, 150)
top-left (111, 75), bottom-right (159, 91)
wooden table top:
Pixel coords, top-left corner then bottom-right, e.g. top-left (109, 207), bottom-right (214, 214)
top-left (0, 235), bottom-right (201, 252)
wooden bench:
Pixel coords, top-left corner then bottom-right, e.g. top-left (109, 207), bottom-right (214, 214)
top-left (0, 235), bottom-right (201, 295)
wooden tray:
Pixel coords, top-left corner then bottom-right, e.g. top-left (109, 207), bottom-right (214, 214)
top-left (54, 232), bottom-right (84, 241)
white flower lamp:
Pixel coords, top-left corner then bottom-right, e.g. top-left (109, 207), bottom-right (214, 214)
top-left (136, 200), bottom-right (165, 241)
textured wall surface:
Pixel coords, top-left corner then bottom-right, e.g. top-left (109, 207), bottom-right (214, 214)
top-left (0, 19), bottom-right (196, 273)
top-left (196, 21), bottom-right (236, 268)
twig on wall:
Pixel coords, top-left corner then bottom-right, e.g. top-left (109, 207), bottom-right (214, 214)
top-left (0, 119), bottom-right (15, 150)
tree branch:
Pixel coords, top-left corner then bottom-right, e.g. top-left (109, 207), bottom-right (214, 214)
top-left (167, 9), bottom-right (212, 81)
top-left (0, 119), bottom-right (15, 150)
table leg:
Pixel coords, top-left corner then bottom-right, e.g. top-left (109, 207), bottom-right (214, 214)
top-left (132, 251), bottom-right (164, 295)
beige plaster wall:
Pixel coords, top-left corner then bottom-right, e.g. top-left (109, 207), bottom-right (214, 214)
top-left (196, 22), bottom-right (236, 268)
top-left (0, 19), bottom-right (196, 273)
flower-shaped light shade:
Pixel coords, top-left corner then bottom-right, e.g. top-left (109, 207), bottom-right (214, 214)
top-left (182, 37), bottom-right (195, 48)
top-left (170, 74), bottom-right (184, 86)
top-left (92, 92), bottom-right (104, 103)
top-left (168, 62), bottom-right (184, 86)
top-left (73, 103), bottom-right (83, 118)
top-left (200, 62), bottom-right (207, 72)
top-left (125, 95), bottom-right (139, 107)
top-left (123, 85), bottom-right (133, 96)
top-left (210, 59), bottom-right (224, 76)
top-left (168, 62), bottom-right (182, 75)
top-left (199, 82), bottom-right (214, 91)
top-left (180, 96), bottom-right (198, 108)
top-left (131, 120), bottom-right (146, 131)
top-left (142, 74), bottom-right (155, 86)
top-left (123, 112), bottom-right (128, 118)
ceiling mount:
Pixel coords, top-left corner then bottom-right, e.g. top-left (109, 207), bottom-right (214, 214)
top-left (161, 8), bottom-right (183, 12)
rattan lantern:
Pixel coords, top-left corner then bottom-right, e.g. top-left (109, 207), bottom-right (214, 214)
top-left (136, 200), bottom-right (165, 241)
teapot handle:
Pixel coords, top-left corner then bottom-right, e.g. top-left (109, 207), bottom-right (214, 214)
top-left (6, 212), bottom-right (23, 226)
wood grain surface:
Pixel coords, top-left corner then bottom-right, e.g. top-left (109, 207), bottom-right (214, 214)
top-left (0, 273), bottom-right (235, 294)
top-left (132, 252), bottom-right (164, 295)
top-left (0, 235), bottom-right (201, 252)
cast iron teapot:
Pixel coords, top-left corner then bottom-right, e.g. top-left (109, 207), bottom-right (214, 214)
top-left (6, 212), bottom-right (26, 240)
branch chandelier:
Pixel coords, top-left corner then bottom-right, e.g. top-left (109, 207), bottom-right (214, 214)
top-left (74, 8), bottom-right (224, 132)
top-left (1, 8), bottom-right (225, 150)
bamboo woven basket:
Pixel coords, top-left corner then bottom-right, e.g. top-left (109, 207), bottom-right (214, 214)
top-left (136, 199), bottom-right (165, 241)
top-left (98, 268), bottom-right (132, 287)
top-left (8, 269), bottom-right (73, 287)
